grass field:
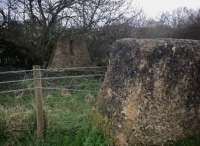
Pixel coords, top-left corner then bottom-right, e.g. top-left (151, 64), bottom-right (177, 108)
top-left (0, 78), bottom-right (112, 146)
top-left (0, 78), bottom-right (199, 146)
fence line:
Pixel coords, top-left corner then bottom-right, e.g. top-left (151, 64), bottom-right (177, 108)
top-left (0, 78), bottom-right (34, 85)
top-left (0, 69), bottom-right (33, 75)
top-left (0, 66), bottom-right (106, 75)
top-left (42, 87), bottom-right (98, 93)
top-left (0, 74), bottom-right (103, 85)
top-left (0, 65), bottom-right (106, 139)
top-left (44, 84), bottom-right (100, 89)
top-left (0, 87), bottom-right (99, 94)
top-left (0, 88), bottom-right (35, 94)
top-left (0, 67), bottom-right (105, 94)
top-left (39, 66), bottom-right (107, 72)
top-left (41, 74), bottom-right (104, 80)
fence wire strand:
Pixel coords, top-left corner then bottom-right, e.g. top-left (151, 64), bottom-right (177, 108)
top-left (0, 78), bottom-right (34, 84)
top-left (42, 87), bottom-right (98, 93)
top-left (40, 74), bottom-right (104, 80)
top-left (0, 66), bottom-right (105, 94)
top-left (38, 66), bottom-right (107, 72)
top-left (0, 88), bottom-right (35, 94)
top-left (0, 69), bottom-right (33, 75)
top-left (0, 66), bottom-right (106, 75)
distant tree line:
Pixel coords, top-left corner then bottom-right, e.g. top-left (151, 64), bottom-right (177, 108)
top-left (0, 0), bottom-right (199, 67)
top-left (140, 7), bottom-right (200, 39)
top-left (89, 7), bottom-right (200, 65)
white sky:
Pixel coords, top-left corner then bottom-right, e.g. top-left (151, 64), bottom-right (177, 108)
top-left (133, 0), bottom-right (200, 18)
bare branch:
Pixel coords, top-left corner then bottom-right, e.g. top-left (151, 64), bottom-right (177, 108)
top-left (0, 9), bottom-right (7, 26)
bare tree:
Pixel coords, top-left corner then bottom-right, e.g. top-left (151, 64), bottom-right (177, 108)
top-left (0, 9), bottom-right (6, 26)
top-left (9, 0), bottom-right (79, 64)
top-left (0, 0), bottom-right (142, 65)
top-left (158, 7), bottom-right (200, 40)
top-left (67, 0), bottom-right (143, 31)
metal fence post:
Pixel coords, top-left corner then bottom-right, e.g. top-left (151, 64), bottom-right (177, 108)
top-left (33, 65), bottom-right (45, 138)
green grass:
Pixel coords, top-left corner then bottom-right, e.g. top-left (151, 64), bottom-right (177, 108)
top-left (0, 78), bottom-right (112, 146)
top-left (168, 136), bottom-right (200, 146)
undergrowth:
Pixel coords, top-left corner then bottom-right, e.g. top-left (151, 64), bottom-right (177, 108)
top-left (0, 79), bottom-right (112, 146)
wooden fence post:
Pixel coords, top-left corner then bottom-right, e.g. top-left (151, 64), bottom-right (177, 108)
top-left (33, 65), bottom-right (45, 138)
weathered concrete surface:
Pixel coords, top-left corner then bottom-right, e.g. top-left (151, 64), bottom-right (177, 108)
top-left (48, 37), bottom-right (91, 68)
top-left (98, 39), bottom-right (200, 145)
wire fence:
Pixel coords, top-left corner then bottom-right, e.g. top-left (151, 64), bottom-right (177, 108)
top-left (0, 66), bottom-right (106, 75)
top-left (0, 65), bottom-right (107, 138)
top-left (0, 66), bottom-right (106, 94)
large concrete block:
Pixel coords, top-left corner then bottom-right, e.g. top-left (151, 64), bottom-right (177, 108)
top-left (98, 39), bottom-right (200, 145)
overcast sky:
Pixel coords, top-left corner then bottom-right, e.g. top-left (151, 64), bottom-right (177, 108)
top-left (134, 0), bottom-right (200, 18)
